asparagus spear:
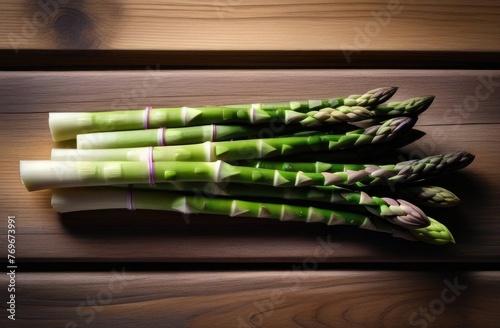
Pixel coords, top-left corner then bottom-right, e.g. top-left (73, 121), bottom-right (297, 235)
top-left (48, 95), bottom-right (429, 141)
top-left (50, 187), bottom-right (454, 245)
top-left (23, 150), bottom-right (474, 192)
top-left (76, 124), bottom-right (310, 150)
top-left (225, 86), bottom-right (398, 111)
top-left (19, 156), bottom-right (419, 191)
top-left (133, 182), bottom-right (429, 229)
top-left (243, 151), bottom-right (475, 186)
top-left (18, 159), bottom-right (394, 191)
top-left (76, 117), bottom-right (390, 149)
top-left (52, 117), bottom-right (413, 162)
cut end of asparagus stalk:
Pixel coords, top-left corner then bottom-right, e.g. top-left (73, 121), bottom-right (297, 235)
top-left (21, 160), bottom-right (88, 191)
top-left (20, 160), bottom-right (66, 192)
top-left (49, 112), bottom-right (94, 142)
top-left (20, 160), bottom-right (147, 191)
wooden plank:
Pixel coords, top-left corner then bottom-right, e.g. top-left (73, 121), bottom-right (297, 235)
top-left (1, 0), bottom-right (499, 54)
top-left (2, 271), bottom-right (499, 327)
top-left (1, 1), bottom-right (499, 68)
top-left (0, 69), bottom-right (498, 262)
top-left (1, 70), bottom-right (499, 125)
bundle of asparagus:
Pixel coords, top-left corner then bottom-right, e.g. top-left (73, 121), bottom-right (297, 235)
top-left (20, 87), bottom-right (474, 245)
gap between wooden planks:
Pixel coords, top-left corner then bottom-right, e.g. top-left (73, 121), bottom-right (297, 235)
top-left (1, 70), bottom-right (499, 125)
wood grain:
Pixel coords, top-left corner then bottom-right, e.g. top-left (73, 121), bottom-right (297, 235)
top-left (1, 0), bottom-right (499, 52)
top-left (0, 69), bottom-right (499, 263)
top-left (0, 1), bottom-right (499, 68)
top-left (2, 270), bottom-right (499, 327)
top-left (1, 3), bottom-right (498, 327)
top-left (1, 69), bottom-right (499, 125)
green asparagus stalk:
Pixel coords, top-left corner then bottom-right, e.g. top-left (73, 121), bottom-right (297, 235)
top-left (133, 182), bottom-right (429, 229)
top-left (50, 187), bottom-right (454, 244)
top-left (49, 106), bottom-right (306, 141)
top-left (53, 117), bottom-right (413, 162)
top-left (243, 151), bottom-right (475, 186)
top-left (76, 116), bottom-right (394, 150)
top-left (225, 87), bottom-right (398, 111)
top-left (19, 157), bottom-right (421, 191)
top-left (23, 151), bottom-right (473, 192)
top-left (49, 94), bottom-right (429, 141)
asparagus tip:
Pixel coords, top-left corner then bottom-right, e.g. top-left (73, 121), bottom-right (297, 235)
top-left (372, 86), bottom-right (399, 104)
top-left (399, 185), bottom-right (461, 208)
top-left (410, 217), bottom-right (455, 245)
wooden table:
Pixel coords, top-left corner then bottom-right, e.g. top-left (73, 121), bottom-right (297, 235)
top-left (1, 1), bottom-right (500, 327)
